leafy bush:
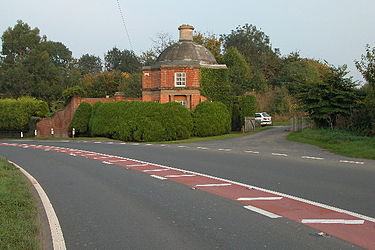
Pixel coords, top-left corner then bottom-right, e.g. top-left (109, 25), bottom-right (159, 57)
top-left (90, 101), bottom-right (192, 142)
top-left (62, 86), bottom-right (86, 102)
top-left (193, 101), bottom-right (231, 137)
top-left (68, 102), bottom-right (92, 136)
top-left (0, 97), bottom-right (49, 131)
top-left (238, 95), bottom-right (257, 126)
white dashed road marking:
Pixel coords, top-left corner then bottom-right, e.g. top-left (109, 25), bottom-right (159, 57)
top-left (150, 175), bottom-right (167, 180)
top-left (244, 205), bottom-right (282, 219)
top-left (218, 148), bottom-right (232, 151)
top-left (301, 219), bottom-right (365, 225)
top-left (301, 156), bottom-right (324, 160)
top-left (244, 150), bottom-right (260, 154)
top-left (339, 160), bottom-right (364, 165)
top-left (237, 197), bottom-right (283, 201)
top-left (272, 153), bottom-right (288, 157)
top-left (197, 147), bottom-right (208, 150)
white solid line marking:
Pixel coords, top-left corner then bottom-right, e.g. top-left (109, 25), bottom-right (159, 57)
top-left (237, 197), bottom-right (283, 201)
top-left (83, 153), bottom-right (97, 156)
top-left (301, 219), bottom-right (365, 224)
top-left (197, 147), bottom-right (208, 150)
top-left (302, 156), bottom-right (324, 160)
top-left (272, 153), bottom-right (288, 157)
top-left (108, 159), bottom-right (129, 162)
top-left (127, 164), bottom-right (149, 167)
top-left (150, 175), bottom-right (167, 180)
top-left (93, 156), bottom-right (110, 159)
top-left (143, 169), bottom-right (169, 172)
top-left (244, 150), bottom-right (260, 154)
top-left (339, 160), bottom-right (364, 165)
top-left (164, 174), bottom-right (196, 178)
top-left (244, 205), bottom-right (282, 219)
top-left (10, 161), bottom-right (66, 250)
top-left (195, 183), bottom-right (232, 187)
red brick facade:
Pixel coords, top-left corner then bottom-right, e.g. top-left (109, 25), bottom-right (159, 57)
top-left (142, 67), bottom-right (207, 109)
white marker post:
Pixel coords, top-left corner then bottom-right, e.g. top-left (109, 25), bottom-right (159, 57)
top-left (51, 128), bottom-right (54, 137)
top-left (72, 128), bottom-right (75, 138)
top-left (34, 130), bottom-right (37, 137)
top-left (20, 131), bottom-right (24, 138)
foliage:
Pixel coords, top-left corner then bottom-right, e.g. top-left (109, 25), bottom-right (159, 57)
top-left (192, 101), bottom-right (231, 137)
top-left (78, 54), bottom-right (102, 75)
top-left (68, 102), bottom-right (92, 136)
top-left (90, 101), bottom-right (192, 142)
top-left (83, 71), bottom-right (127, 97)
top-left (193, 32), bottom-right (222, 62)
top-left (62, 86), bottom-right (86, 102)
top-left (269, 87), bottom-right (293, 115)
top-left (104, 47), bottom-right (141, 73)
top-left (139, 32), bottom-right (175, 66)
top-left (222, 47), bottom-right (252, 95)
top-left (0, 158), bottom-right (40, 250)
top-left (0, 20), bottom-right (78, 103)
top-left (221, 24), bottom-right (281, 80)
top-left (0, 97), bottom-right (49, 131)
top-left (118, 72), bottom-right (142, 98)
top-left (200, 68), bottom-right (233, 110)
top-left (355, 44), bottom-right (375, 86)
top-left (296, 65), bottom-right (358, 129)
top-left (88, 101), bottom-right (103, 135)
top-left (238, 95), bottom-right (257, 126)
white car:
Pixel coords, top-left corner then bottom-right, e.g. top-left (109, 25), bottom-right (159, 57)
top-left (255, 112), bottom-right (272, 126)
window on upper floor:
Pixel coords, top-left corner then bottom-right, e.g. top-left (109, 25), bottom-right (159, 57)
top-left (174, 72), bottom-right (186, 87)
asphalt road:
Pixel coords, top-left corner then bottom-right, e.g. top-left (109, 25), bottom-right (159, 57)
top-left (1, 126), bottom-right (374, 249)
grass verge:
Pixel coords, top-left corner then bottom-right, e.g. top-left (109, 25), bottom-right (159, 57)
top-left (287, 129), bottom-right (375, 160)
top-left (156, 126), bottom-right (271, 144)
top-left (0, 158), bottom-right (40, 249)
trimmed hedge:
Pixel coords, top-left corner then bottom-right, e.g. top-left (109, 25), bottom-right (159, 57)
top-left (193, 101), bottom-right (231, 137)
top-left (68, 102), bottom-right (92, 136)
top-left (238, 95), bottom-right (257, 126)
top-left (90, 101), bottom-right (192, 142)
top-left (0, 97), bottom-right (49, 131)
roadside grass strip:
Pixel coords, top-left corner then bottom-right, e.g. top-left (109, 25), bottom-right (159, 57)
top-left (1, 142), bottom-right (375, 249)
top-left (0, 158), bottom-right (40, 250)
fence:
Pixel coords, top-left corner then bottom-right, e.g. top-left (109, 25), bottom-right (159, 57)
top-left (289, 116), bottom-right (312, 132)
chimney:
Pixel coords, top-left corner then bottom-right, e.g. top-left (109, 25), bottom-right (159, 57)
top-left (178, 24), bottom-right (194, 41)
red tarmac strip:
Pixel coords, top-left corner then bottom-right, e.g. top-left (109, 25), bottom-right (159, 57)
top-left (2, 143), bottom-right (374, 249)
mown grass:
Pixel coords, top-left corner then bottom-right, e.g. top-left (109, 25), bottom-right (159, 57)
top-left (0, 158), bottom-right (40, 249)
top-left (287, 129), bottom-right (375, 160)
top-left (156, 126), bottom-right (271, 144)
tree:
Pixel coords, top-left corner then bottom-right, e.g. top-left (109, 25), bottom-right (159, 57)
top-left (221, 24), bottom-right (281, 80)
top-left (78, 54), bottom-right (102, 75)
top-left (118, 73), bottom-right (142, 98)
top-left (355, 44), bottom-right (375, 87)
top-left (82, 71), bottom-right (126, 97)
top-left (222, 47), bottom-right (252, 95)
top-left (193, 32), bottom-right (222, 62)
top-left (297, 65), bottom-right (358, 129)
top-left (139, 32), bottom-right (175, 66)
top-left (38, 40), bottom-right (73, 67)
top-left (105, 47), bottom-right (141, 73)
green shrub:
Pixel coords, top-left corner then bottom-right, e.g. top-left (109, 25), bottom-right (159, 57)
top-left (0, 97), bottom-right (49, 131)
top-left (238, 95), bottom-right (257, 126)
top-left (90, 101), bottom-right (192, 142)
top-left (62, 86), bottom-right (86, 103)
top-left (68, 102), bottom-right (92, 136)
top-left (193, 101), bottom-right (231, 137)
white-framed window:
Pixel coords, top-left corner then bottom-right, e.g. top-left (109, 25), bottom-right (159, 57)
top-left (174, 72), bottom-right (186, 87)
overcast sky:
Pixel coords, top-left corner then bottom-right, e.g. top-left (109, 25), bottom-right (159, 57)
top-left (1, 0), bottom-right (374, 82)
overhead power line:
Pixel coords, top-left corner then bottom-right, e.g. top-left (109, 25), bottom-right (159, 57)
top-left (116, 0), bottom-right (134, 51)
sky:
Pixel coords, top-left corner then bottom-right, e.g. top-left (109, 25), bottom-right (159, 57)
top-left (1, 0), bottom-right (374, 82)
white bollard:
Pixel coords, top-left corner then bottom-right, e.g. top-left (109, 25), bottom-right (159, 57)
top-left (72, 128), bottom-right (75, 138)
top-left (51, 128), bottom-right (54, 136)
top-left (20, 132), bottom-right (24, 138)
top-left (34, 130), bottom-right (37, 136)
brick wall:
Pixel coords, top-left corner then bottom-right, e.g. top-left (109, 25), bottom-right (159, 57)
top-left (36, 96), bottom-right (141, 138)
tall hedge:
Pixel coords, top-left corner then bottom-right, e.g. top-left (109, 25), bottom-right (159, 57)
top-left (68, 102), bottom-right (92, 136)
top-left (238, 95), bottom-right (257, 126)
top-left (192, 101), bottom-right (231, 137)
top-left (0, 97), bottom-right (49, 131)
top-left (90, 101), bottom-right (192, 142)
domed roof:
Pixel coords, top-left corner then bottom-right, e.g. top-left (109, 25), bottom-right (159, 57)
top-left (155, 41), bottom-right (218, 65)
